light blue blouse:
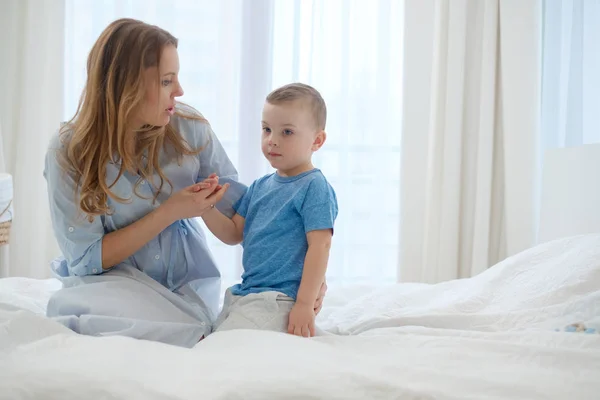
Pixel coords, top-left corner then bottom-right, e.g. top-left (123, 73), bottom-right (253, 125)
top-left (43, 104), bottom-right (247, 319)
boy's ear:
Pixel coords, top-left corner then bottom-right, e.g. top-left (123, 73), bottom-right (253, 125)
top-left (312, 130), bottom-right (327, 151)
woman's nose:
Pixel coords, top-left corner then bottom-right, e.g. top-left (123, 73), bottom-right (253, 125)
top-left (173, 83), bottom-right (184, 98)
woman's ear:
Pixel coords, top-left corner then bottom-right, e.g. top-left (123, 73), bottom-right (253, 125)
top-left (312, 130), bottom-right (327, 151)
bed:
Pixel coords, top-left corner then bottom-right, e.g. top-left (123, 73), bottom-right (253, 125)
top-left (0, 233), bottom-right (599, 399)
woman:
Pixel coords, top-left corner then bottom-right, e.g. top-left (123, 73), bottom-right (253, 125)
top-left (44, 18), bottom-right (325, 348)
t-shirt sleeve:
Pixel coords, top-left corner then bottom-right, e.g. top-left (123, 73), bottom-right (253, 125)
top-left (299, 177), bottom-right (338, 233)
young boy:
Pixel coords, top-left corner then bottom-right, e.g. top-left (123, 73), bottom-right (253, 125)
top-left (201, 83), bottom-right (338, 338)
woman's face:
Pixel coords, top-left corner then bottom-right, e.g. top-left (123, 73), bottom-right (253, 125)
top-left (135, 45), bottom-right (184, 128)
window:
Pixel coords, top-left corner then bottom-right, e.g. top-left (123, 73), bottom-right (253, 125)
top-left (64, 0), bottom-right (404, 286)
top-left (541, 0), bottom-right (600, 151)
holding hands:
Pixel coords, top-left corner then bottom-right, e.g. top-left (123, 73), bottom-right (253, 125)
top-left (162, 173), bottom-right (229, 222)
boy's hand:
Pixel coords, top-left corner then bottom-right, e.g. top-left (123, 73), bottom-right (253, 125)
top-left (314, 280), bottom-right (327, 314)
top-left (288, 302), bottom-right (316, 337)
top-left (197, 173), bottom-right (222, 194)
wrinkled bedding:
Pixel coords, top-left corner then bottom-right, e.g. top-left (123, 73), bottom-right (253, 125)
top-left (0, 234), bottom-right (599, 399)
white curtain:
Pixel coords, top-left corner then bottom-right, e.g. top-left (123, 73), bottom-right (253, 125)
top-left (400, 0), bottom-right (542, 283)
top-left (3, 0), bottom-right (552, 285)
top-left (59, 0), bottom-right (404, 286)
top-left (0, 0), bottom-right (64, 278)
top-left (541, 0), bottom-right (600, 151)
top-left (270, 0), bottom-right (404, 285)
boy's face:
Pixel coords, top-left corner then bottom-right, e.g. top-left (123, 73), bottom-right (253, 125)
top-left (261, 100), bottom-right (326, 177)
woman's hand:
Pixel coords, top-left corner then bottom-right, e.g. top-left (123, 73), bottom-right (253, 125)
top-left (162, 178), bottom-right (229, 223)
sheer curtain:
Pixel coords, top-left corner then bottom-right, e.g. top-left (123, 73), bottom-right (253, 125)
top-left (63, 0), bottom-right (404, 286)
top-left (541, 0), bottom-right (600, 151)
top-left (0, 0), bottom-right (64, 278)
top-left (271, 1), bottom-right (404, 284)
top-left (401, 0), bottom-right (541, 283)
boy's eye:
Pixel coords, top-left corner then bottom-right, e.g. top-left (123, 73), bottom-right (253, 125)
top-left (262, 127), bottom-right (271, 133)
top-left (283, 129), bottom-right (294, 135)
top-left (161, 80), bottom-right (172, 87)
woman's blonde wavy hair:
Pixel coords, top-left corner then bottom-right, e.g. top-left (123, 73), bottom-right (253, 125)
top-left (60, 18), bottom-right (204, 219)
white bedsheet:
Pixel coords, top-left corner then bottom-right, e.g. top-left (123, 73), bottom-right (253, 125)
top-left (1, 234), bottom-right (599, 399)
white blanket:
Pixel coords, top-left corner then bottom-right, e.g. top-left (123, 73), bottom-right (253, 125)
top-left (1, 234), bottom-right (599, 399)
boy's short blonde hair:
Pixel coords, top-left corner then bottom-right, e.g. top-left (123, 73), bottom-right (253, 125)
top-left (266, 83), bottom-right (327, 130)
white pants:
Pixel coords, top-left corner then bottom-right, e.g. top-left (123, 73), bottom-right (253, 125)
top-left (214, 289), bottom-right (294, 333)
top-left (213, 289), bottom-right (332, 336)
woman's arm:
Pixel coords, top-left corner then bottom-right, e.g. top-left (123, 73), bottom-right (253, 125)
top-left (104, 113), bottom-right (239, 268)
top-left (45, 142), bottom-right (105, 276)
top-left (101, 181), bottom-right (228, 269)
top-left (100, 203), bottom-right (173, 270)
top-left (45, 139), bottom-right (227, 274)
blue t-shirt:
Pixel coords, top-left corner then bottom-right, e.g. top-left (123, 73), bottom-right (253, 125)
top-left (230, 168), bottom-right (338, 299)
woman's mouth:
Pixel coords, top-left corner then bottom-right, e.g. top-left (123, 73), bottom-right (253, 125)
top-left (166, 107), bottom-right (175, 115)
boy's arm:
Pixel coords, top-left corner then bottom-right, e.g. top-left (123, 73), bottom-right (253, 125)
top-left (295, 229), bottom-right (333, 308)
top-left (201, 208), bottom-right (245, 245)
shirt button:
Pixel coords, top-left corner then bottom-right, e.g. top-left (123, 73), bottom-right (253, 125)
top-left (201, 321), bottom-right (206, 326)
top-left (92, 268), bottom-right (98, 273)
top-left (141, 180), bottom-right (146, 185)
top-left (68, 227), bottom-right (74, 232)
top-left (155, 254), bottom-right (160, 260)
